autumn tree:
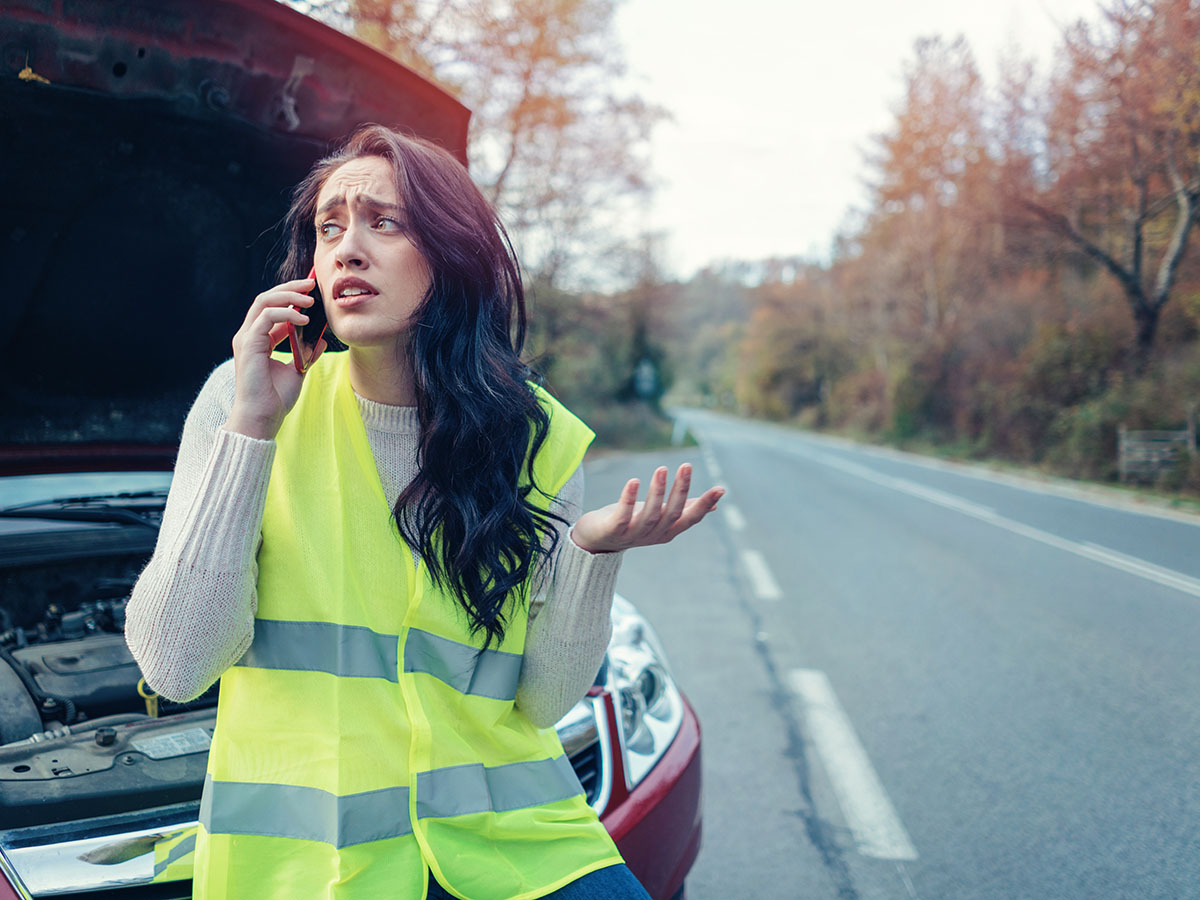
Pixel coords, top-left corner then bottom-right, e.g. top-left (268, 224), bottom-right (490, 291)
top-left (662, 6), bottom-right (1200, 489)
top-left (289, 0), bottom-right (664, 288)
top-left (1026, 0), bottom-right (1200, 365)
top-left (865, 36), bottom-right (992, 337)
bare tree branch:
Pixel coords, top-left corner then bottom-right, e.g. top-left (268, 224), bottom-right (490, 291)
top-left (1020, 199), bottom-right (1145, 302)
top-left (1153, 136), bottom-right (1198, 310)
top-left (1129, 131), bottom-right (1146, 285)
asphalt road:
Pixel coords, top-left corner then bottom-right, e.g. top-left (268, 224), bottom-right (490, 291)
top-left (583, 409), bottom-right (1200, 900)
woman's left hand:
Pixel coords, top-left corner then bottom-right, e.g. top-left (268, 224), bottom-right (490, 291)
top-left (571, 463), bottom-right (725, 554)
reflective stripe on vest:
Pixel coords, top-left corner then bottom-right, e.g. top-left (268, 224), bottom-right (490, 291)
top-left (237, 619), bottom-right (399, 681)
top-left (200, 755), bottom-right (582, 847)
top-left (151, 828), bottom-right (196, 883)
top-left (403, 628), bottom-right (523, 700)
top-left (416, 754), bottom-right (581, 818)
top-left (236, 620), bottom-right (523, 701)
top-left (156, 833), bottom-right (195, 874)
top-left (200, 775), bottom-right (413, 847)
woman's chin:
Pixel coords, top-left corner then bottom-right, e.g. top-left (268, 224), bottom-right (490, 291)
top-left (337, 327), bottom-right (410, 352)
top-left (327, 309), bottom-right (417, 351)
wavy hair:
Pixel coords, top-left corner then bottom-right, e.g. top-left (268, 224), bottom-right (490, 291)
top-left (278, 125), bottom-right (565, 650)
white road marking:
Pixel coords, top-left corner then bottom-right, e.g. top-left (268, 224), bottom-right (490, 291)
top-left (1074, 541), bottom-right (1200, 597)
top-left (790, 421), bottom-right (1200, 528)
top-left (723, 502), bottom-right (747, 532)
top-left (741, 549), bottom-right (783, 600)
top-left (671, 418), bottom-right (688, 446)
top-left (806, 450), bottom-right (997, 519)
top-left (704, 453), bottom-right (723, 480)
top-left (896, 861), bottom-right (920, 900)
top-left (796, 447), bottom-right (1200, 600)
top-left (789, 669), bottom-right (919, 862)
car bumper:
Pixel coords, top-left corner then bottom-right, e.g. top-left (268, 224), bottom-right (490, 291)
top-left (603, 693), bottom-right (702, 900)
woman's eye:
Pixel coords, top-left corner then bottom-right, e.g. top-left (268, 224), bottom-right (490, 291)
top-left (375, 217), bottom-right (403, 232)
top-left (317, 221), bottom-right (343, 238)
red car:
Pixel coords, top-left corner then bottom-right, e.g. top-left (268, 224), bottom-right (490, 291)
top-left (0, 1), bottom-right (700, 897)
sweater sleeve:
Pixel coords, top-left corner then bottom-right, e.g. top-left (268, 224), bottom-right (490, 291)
top-left (515, 467), bottom-right (625, 728)
top-left (124, 360), bottom-right (274, 702)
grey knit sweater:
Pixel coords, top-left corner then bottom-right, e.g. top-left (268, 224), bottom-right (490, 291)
top-left (124, 360), bottom-right (622, 728)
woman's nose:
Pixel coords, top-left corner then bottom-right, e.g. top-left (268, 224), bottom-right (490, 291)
top-left (334, 225), bottom-right (368, 268)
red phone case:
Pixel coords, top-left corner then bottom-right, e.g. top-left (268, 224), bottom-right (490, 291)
top-left (286, 265), bottom-right (327, 374)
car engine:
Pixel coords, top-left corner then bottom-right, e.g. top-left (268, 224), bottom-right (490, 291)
top-left (0, 570), bottom-right (217, 828)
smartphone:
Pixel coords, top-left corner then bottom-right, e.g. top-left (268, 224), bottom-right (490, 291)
top-left (286, 265), bottom-right (328, 374)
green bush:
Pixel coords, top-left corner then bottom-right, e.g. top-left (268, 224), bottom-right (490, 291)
top-left (889, 339), bottom-right (960, 443)
top-left (1045, 396), bottom-right (1126, 480)
top-left (573, 400), bottom-right (684, 451)
top-left (1040, 351), bottom-right (1200, 487)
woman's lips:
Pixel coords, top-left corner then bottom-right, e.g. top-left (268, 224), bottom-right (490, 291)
top-left (330, 276), bottom-right (379, 308)
top-left (332, 290), bottom-right (377, 309)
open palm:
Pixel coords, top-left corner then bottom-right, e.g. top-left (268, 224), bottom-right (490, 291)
top-left (571, 463), bottom-right (724, 554)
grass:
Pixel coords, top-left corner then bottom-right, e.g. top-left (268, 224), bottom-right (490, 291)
top-left (573, 401), bottom-right (697, 453)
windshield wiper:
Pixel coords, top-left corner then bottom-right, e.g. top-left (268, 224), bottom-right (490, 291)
top-left (0, 490), bottom-right (167, 529)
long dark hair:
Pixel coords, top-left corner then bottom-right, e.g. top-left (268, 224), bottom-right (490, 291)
top-left (278, 125), bottom-right (565, 649)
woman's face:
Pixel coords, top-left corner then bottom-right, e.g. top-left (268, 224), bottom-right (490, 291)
top-left (312, 155), bottom-right (432, 349)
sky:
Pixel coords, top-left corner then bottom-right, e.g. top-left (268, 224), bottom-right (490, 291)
top-left (614, 0), bottom-right (1104, 279)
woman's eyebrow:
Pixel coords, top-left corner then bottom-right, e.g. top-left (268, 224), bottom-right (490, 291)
top-left (316, 194), bottom-right (405, 218)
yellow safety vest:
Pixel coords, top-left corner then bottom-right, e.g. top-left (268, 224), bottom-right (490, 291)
top-left (193, 352), bottom-right (622, 899)
top-left (151, 827), bottom-right (196, 883)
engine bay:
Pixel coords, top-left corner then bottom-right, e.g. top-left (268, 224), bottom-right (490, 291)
top-left (0, 554), bottom-right (217, 828)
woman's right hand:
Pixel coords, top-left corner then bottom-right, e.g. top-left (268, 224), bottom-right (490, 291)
top-left (222, 277), bottom-right (327, 440)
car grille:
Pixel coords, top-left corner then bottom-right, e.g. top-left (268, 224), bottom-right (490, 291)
top-left (569, 738), bottom-right (602, 806)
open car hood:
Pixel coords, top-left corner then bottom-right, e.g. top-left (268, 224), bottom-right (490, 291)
top-left (0, 0), bottom-right (469, 474)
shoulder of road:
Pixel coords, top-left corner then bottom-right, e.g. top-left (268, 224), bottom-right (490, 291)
top-left (672, 409), bottom-right (1200, 528)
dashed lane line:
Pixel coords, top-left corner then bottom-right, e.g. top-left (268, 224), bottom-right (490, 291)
top-left (690, 431), bottom-right (921, 896)
top-left (697, 443), bottom-right (723, 479)
top-left (704, 452), bottom-right (723, 480)
top-left (723, 502), bottom-right (747, 532)
top-left (741, 549), bottom-right (783, 600)
top-left (789, 669), bottom-right (919, 862)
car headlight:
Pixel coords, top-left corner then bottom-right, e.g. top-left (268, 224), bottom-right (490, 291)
top-left (605, 595), bottom-right (684, 789)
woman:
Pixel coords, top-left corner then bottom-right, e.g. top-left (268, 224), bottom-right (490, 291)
top-left (126, 124), bottom-right (722, 899)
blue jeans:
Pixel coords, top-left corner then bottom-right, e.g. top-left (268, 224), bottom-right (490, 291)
top-left (427, 864), bottom-right (653, 899)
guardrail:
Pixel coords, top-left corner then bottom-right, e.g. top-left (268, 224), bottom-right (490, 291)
top-left (1118, 408), bottom-right (1197, 483)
